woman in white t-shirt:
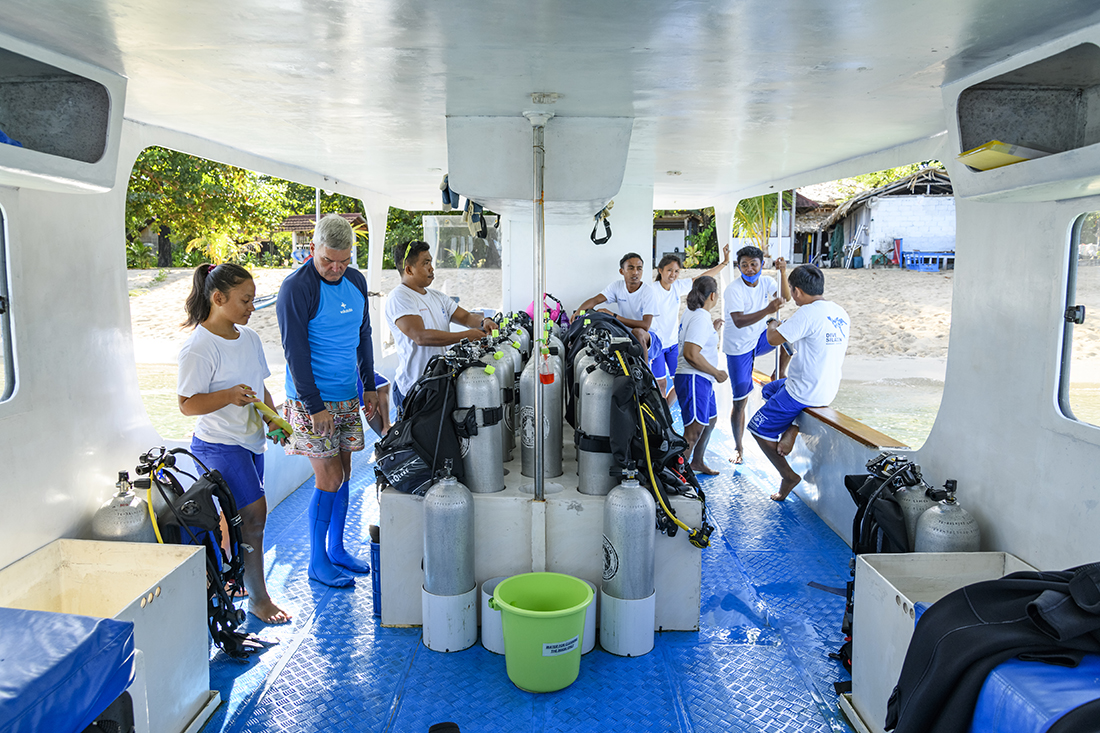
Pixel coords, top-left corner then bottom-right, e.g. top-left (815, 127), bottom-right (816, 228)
top-left (177, 263), bottom-right (291, 625)
top-left (672, 276), bottom-right (729, 476)
top-left (649, 245), bottom-right (730, 406)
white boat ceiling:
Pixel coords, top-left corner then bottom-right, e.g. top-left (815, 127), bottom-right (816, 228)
top-left (3, 0), bottom-right (1099, 206)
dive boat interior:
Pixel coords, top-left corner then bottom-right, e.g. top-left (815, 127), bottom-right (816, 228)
top-left (3, 2), bottom-right (1100, 732)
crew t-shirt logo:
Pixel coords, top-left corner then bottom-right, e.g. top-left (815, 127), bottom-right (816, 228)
top-left (826, 315), bottom-right (848, 344)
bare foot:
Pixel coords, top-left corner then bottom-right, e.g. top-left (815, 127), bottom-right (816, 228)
top-left (729, 449), bottom-right (744, 465)
top-left (770, 475), bottom-right (802, 501)
top-left (777, 425), bottom-right (800, 456)
top-left (691, 461), bottom-right (719, 476)
top-left (249, 599), bottom-right (292, 625)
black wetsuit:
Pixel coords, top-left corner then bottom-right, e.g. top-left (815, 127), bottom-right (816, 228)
top-left (885, 564), bottom-right (1100, 733)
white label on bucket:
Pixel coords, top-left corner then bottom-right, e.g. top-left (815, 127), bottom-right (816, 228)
top-left (543, 636), bottom-right (580, 657)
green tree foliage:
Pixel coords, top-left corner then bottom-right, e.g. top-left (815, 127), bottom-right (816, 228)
top-left (126, 147), bottom-right (292, 264)
top-left (838, 160), bottom-right (945, 198)
top-left (653, 208), bottom-right (719, 267)
top-left (733, 193), bottom-right (794, 258)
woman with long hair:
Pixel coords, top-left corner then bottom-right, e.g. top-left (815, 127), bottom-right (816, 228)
top-left (177, 263), bottom-right (291, 624)
top-left (649, 244), bottom-right (729, 406)
top-left (673, 275), bottom-right (728, 475)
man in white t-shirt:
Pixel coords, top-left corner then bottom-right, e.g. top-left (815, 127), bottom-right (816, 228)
top-left (723, 245), bottom-right (791, 465)
top-left (384, 241), bottom-right (499, 412)
top-left (747, 264), bottom-right (850, 501)
top-left (574, 252), bottom-right (660, 355)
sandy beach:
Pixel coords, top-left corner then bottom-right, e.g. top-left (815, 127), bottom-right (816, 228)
top-left (129, 265), bottom-right (957, 375)
top-left (127, 262), bottom-right (1100, 382)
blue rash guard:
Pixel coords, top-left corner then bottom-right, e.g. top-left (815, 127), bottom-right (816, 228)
top-left (276, 261), bottom-right (375, 415)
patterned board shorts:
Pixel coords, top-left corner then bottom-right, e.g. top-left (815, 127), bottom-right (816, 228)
top-left (283, 397), bottom-right (365, 459)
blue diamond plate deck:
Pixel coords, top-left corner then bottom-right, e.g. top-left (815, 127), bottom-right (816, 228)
top-left (203, 417), bottom-right (854, 733)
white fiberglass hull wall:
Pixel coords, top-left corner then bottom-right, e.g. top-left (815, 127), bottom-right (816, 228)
top-left (0, 161), bottom-right (160, 569)
top-left (917, 195), bottom-right (1100, 571)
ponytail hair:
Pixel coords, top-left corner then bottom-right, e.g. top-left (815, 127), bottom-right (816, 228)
top-left (654, 253), bottom-right (682, 281)
top-left (686, 275), bottom-right (717, 311)
top-left (182, 263), bottom-right (253, 328)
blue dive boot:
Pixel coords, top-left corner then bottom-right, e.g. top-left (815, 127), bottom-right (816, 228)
top-left (308, 488), bottom-right (355, 587)
top-left (327, 481), bottom-right (371, 573)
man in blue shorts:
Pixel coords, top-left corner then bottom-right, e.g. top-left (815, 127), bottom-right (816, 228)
top-left (722, 246), bottom-right (790, 465)
top-left (277, 213), bottom-right (379, 587)
top-left (748, 264), bottom-right (849, 501)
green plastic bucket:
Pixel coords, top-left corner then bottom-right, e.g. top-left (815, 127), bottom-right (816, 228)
top-left (489, 572), bottom-right (593, 692)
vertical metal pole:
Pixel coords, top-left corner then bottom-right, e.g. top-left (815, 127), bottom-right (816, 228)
top-left (532, 118), bottom-right (547, 501)
top-left (315, 188), bottom-right (322, 230)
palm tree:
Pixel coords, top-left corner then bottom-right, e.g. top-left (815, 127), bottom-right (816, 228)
top-left (733, 192), bottom-right (791, 257)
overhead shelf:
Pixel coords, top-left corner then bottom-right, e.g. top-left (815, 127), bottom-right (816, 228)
top-left (0, 33), bottom-right (124, 193)
top-left (946, 40), bottom-right (1100, 202)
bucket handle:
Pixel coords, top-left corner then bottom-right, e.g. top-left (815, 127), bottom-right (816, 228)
top-left (488, 597), bottom-right (499, 611)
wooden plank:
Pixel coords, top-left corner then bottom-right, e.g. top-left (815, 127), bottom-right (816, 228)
top-left (750, 370), bottom-right (909, 449)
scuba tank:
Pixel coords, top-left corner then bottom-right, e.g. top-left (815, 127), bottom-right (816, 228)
top-left (602, 468), bottom-right (656, 600)
top-left (600, 466), bottom-right (657, 658)
top-left (422, 461), bottom-right (475, 597)
top-left (519, 347), bottom-right (563, 478)
top-left (915, 479), bottom-right (981, 553)
top-left (866, 453), bottom-right (936, 552)
top-left (894, 479), bottom-right (937, 551)
top-left (455, 362), bottom-right (505, 493)
top-left (481, 346), bottom-right (516, 462)
top-left (577, 360), bottom-right (618, 495)
top-left (91, 471), bottom-right (156, 542)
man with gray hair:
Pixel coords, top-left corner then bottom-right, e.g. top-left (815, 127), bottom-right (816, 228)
top-left (277, 213), bottom-right (379, 588)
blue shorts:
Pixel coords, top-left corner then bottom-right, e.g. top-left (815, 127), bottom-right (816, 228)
top-left (646, 331), bottom-right (661, 362)
top-left (747, 379), bottom-right (809, 442)
top-left (651, 342), bottom-right (679, 382)
top-left (392, 382), bottom-right (405, 414)
top-left (190, 436), bottom-right (265, 509)
top-left (727, 330), bottom-right (777, 401)
top-left (357, 372), bottom-right (390, 402)
top-left (673, 374), bottom-right (718, 426)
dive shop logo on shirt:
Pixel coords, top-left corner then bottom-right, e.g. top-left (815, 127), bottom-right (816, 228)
top-left (826, 315), bottom-right (848, 344)
top-left (340, 301), bottom-right (353, 315)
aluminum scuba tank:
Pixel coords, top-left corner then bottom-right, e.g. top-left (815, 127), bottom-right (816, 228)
top-left (422, 462), bottom-right (475, 596)
top-left (519, 348), bottom-right (563, 478)
top-left (578, 362), bottom-right (618, 495)
top-left (895, 480), bottom-right (937, 551)
top-left (602, 468), bottom-right (656, 600)
top-left (455, 362), bottom-right (505, 493)
top-left (91, 471), bottom-right (156, 542)
top-left (481, 348), bottom-right (516, 461)
top-left (915, 479), bottom-right (981, 553)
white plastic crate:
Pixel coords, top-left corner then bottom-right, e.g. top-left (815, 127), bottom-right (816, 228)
top-left (843, 552), bottom-right (1036, 733)
top-left (0, 539), bottom-right (218, 733)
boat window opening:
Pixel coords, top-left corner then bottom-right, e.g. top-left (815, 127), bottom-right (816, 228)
top-left (1059, 212), bottom-right (1100, 427)
top-left (792, 166), bottom-right (952, 449)
top-left (0, 206), bottom-right (11, 402)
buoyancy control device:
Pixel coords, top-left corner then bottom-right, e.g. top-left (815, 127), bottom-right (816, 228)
top-left (134, 446), bottom-right (270, 660)
top-left (605, 344), bottom-right (714, 549)
top-left (375, 351), bottom-right (472, 495)
top-left (831, 452), bottom-right (924, 678)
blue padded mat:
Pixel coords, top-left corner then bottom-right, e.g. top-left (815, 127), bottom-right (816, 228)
top-left (203, 419), bottom-right (853, 733)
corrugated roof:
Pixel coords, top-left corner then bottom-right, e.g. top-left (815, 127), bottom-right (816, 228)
top-left (276, 212), bottom-right (367, 233)
top-left (820, 169), bottom-right (952, 229)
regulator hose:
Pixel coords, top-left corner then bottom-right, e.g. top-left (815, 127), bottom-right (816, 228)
top-left (613, 350), bottom-right (701, 543)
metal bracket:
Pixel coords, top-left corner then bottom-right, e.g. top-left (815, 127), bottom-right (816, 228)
top-left (0, 295), bottom-right (6, 315)
top-left (1065, 304), bottom-right (1086, 324)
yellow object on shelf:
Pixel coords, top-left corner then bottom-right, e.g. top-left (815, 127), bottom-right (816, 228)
top-left (957, 140), bottom-right (1052, 171)
top-left (253, 401), bottom-right (293, 437)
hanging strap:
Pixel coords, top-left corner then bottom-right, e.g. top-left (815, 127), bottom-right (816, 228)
top-left (591, 216), bottom-right (612, 245)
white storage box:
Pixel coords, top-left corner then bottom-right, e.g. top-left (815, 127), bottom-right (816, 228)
top-left (843, 552), bottom-right (1036, 733)
top-left (0, 539), bottom-right (218, 733)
